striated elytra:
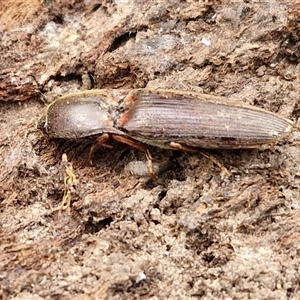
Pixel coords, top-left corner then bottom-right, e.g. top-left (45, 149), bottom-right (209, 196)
top-left (38, 89), bottom-right (293, 151)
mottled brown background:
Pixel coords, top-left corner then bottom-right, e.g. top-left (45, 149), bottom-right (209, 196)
top-left (1, 1), bottom-right (300, 299)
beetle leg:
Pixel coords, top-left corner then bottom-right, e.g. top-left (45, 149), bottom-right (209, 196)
top-left (169, 142), bottom-right (231, 176)
top-left (88, 134), bottom-right (112, 165)
top-left (111, 134), bottom-right (157, 180)
top-left (95, 133), bottom-right (112, 148)
top-left (169, 142), bottom-right (198, 153)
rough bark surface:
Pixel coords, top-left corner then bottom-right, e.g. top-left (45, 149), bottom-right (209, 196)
top-left (1, 1), bottom-right (300, 299)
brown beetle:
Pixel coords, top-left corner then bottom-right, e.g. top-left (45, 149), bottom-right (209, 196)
top-left (38, 89), bottom-right (293, 174)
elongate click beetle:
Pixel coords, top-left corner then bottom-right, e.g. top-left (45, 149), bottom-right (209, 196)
top-left (38, 89), bottom-right (293, 175)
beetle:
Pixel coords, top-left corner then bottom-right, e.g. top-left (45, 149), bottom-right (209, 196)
top-left (38, 89), bottom-right (293, 174)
